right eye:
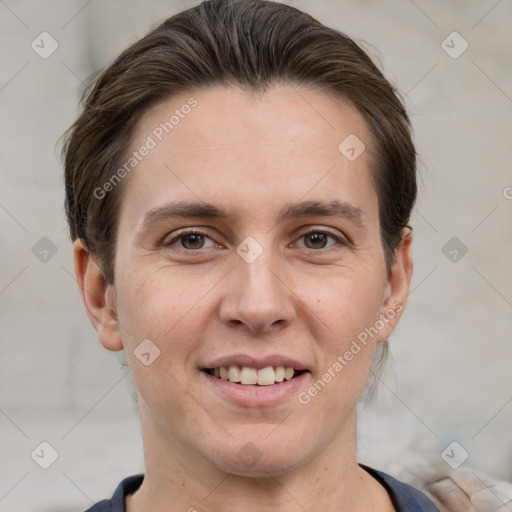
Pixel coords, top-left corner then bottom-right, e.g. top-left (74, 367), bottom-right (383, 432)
top-left (162, 229), bottom-right (220, 251)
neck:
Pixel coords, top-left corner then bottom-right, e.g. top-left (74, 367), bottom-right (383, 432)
top-left (126, 401), bottom-right (392, 512)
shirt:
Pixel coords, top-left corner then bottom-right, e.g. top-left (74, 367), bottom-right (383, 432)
top-left (83, 464), bottom-right (440, 511)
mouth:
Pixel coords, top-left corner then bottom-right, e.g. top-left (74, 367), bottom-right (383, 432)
top-left (202, 366), bottom-right (308, 386)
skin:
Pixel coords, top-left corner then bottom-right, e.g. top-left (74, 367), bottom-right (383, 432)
top-left (74, 85), bottom-right (413, 512)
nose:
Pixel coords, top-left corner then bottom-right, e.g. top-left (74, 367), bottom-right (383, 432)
top-left (218, 242), bottom-right (296, 335)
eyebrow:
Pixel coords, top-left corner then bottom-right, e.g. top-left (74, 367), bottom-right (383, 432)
top-left (139, 199), bottom-right (366, 231)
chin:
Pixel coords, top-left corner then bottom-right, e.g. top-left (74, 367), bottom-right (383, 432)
top-left (212, 450), bottom-right (308, 478)
top-left (204, 425), bottom-right (314, 478)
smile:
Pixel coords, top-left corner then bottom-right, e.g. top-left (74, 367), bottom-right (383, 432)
top-left (203, 365), bottom-right (307, 386)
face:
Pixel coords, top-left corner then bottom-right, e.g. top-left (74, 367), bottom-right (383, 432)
top-left (77, 85), bottom-right (412, 477)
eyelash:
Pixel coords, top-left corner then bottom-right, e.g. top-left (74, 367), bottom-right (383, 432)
top-left (163, 228), bottom-right (347, 252)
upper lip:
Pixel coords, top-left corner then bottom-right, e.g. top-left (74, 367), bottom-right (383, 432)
top-left (201, 354), bottom-right (310, 371)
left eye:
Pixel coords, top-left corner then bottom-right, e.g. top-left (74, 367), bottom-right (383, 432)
top-left (296, 230), bottom-right (341, 250)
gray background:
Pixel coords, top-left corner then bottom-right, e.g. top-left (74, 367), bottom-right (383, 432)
top-left (0, 0), bottom-right (511, 511)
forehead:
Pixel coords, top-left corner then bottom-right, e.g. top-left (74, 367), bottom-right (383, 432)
top-left (134, 85), bottom-right (371, 154)
top-left (118, 85), bottom-right (377, 227)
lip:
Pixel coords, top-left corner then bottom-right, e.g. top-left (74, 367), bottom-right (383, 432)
top-left (200, 369), bottom-right (310, 407)
top-left (200, 353), bottom-right (310, 371)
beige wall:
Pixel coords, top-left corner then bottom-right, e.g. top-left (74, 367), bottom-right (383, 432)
top-left (0, 1), bottom-right (511, 510)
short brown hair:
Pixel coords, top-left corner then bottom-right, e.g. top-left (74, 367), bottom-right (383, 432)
top-left (61, 0), bottom-right (416, 285)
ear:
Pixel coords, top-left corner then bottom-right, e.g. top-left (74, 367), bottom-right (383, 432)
top-left (376, 228), bottom-right (413, 343)
top-left (73, 239), bottom-right (123, 351)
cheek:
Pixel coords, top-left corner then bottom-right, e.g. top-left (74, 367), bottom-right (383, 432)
top-left (304, 266), bottom-right (385, 337)
top-left (116, 266), bottom-right (217, 367)
top-left (116, 269), bottom-right (210, 418)
top-left (120, 265), bottom-right (195, 325)
top-left (299, 269), bottom-right (385, 395)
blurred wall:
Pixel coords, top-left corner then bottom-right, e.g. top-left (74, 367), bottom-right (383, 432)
top-left (0, 1), bottom-right (511, 510)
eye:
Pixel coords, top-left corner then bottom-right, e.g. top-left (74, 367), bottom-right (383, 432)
top-left (162, 228), bottom-right (347, 253)
top-left (296, 229), bottom-right (345, 250)
top-left (163, 230), bottom-right (218, 250)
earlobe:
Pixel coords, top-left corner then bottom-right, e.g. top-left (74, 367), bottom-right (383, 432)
top-left (377, 229), bottom-right (414, 342)
top-left (73, 239), bottom-right (123, 351)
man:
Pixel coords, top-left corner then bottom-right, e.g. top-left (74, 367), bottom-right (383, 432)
top-left (63, 1), bottom-right (508, 510)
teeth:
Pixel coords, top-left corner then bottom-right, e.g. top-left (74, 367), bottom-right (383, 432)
top-left (240, 367), bottom-right (258, 385)
top-left (228, 365), bottom-right (241, 382)
top-left (257, 366), bottom-right (275, 386)
top-left (274, 366), bottom-right (285, 382)
top-left (209, 365), bottom-right (298, 385)
top-left (284, 367), bottom-right (294, 381)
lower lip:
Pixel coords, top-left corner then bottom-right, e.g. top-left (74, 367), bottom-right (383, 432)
top-left (200, 370), bottom-right (310, 407)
